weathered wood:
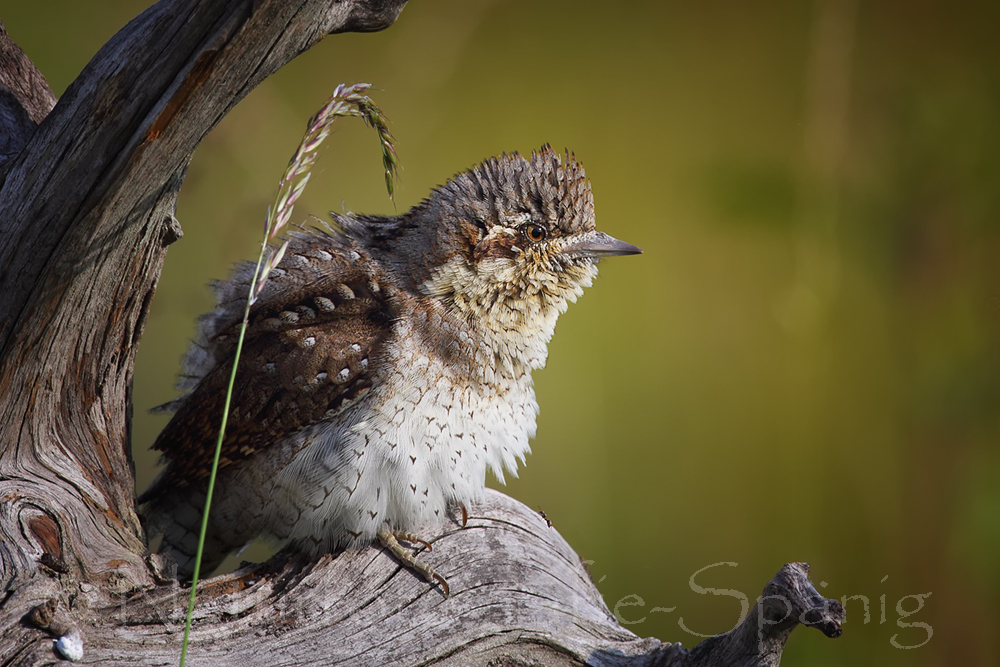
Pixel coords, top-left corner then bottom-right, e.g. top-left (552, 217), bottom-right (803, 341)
top-left (0, 2), bottom-right (844, 665)
top-left (0, 20), bottom-right (55, 170)
top-left (25, 490), bottom-right (843, 666)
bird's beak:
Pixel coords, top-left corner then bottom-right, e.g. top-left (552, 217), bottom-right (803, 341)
top-left (561, 231), bottom-right (642, 259)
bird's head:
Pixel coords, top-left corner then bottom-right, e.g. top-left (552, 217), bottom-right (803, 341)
top-left (341, 146), bottom-right (641, 367)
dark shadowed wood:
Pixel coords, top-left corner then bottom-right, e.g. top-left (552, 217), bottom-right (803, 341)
top-left (0, 20), bottom-right (56, 170)
top-left (0, 2), bottom-right (844, 665)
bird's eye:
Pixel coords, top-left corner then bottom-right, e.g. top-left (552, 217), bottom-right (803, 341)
top-left (521, 223), bottom-right (547, 243)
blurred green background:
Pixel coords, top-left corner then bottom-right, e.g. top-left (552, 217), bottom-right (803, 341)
top-left (5, 0), bottom-right (999, 664)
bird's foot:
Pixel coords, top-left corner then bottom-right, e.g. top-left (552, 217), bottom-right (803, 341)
top-left (460, 503), bottom-right (468, 527)
top-left (377, 528), bottom-right (449, 597)
top-left (392, 531), bottom-right (433, 551)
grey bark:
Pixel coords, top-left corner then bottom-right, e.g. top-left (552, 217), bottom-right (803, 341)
top-left (0, 2), bottom-right (844, 665)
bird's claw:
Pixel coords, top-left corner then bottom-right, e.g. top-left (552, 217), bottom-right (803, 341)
top-left (378, 528), bottom-right (449, 597)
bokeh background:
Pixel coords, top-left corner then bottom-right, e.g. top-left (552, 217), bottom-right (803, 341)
top-left (6, 0), bottom-right (999, 664)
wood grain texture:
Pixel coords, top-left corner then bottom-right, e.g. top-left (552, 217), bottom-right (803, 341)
top-left (59, 490), bottom-right (844, 667)
top-left (0, 19), bottom-right (56, 170)
top-left (0, 1), bottom-right (844, 664)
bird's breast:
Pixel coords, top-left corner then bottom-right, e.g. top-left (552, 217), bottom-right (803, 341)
top-left (268, 322), bottom-right (538, 550)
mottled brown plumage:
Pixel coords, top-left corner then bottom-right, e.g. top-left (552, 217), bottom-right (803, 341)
top-left (141, 146), bottom-right (640, 587)
top-left (146, 233), bottom-right (391, 490)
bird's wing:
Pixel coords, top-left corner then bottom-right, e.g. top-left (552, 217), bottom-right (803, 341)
top-left (143, 233), bottom-right (396, 498)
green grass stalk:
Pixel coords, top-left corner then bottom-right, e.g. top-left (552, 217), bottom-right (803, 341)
top-left (178, 83), bottom-right (396, 666)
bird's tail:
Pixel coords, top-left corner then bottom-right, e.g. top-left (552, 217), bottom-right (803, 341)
top-left (140, 483), bottom-right (234, 580)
